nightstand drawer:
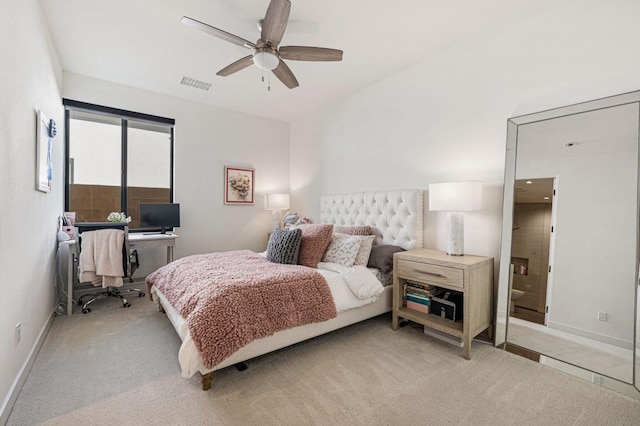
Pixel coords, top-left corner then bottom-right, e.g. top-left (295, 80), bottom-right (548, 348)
top-left (396, 260), bottom-right (463, 290)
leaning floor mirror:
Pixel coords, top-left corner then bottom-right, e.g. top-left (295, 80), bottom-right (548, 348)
top-left (495, 91), bottom-right (640, 397)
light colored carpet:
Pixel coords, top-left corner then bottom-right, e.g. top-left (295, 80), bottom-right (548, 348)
top-left (8, 299), bottom-right (640, 425)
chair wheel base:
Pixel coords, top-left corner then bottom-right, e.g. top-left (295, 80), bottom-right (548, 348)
top-left (123, 302), bottom-right (131, 308)
top-left (82, 308), bottom-right (91, 314)
top-left (138, 292), bottom-right (145, 298)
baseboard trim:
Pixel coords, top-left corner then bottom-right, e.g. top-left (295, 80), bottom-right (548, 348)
top-left (540, 355), bottom-right (640, 399)
top-left (546, 320), bottom-right (633, 350)
top-left (0, 311), bottom-right (54, 426)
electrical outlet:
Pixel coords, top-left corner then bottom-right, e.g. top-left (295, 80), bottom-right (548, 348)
top-left (15, 322), bottom-right (21, 345)
top-left (597, 311), bottom-right (608, 321)
top-left (592, 373), bottom-right (602, 385)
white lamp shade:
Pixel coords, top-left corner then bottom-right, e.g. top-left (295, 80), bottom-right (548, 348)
top-left (429, 181), bottom-right (483, 212)
top-left (265, 193), bottom-right (290, 211)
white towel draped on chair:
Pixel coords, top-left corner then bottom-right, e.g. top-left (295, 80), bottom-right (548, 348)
top-left (78, 229), bottom-right (125, 288)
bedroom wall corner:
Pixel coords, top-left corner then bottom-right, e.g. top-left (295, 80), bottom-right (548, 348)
top-left (288, 115), bottom-right (325, 220)
top-left (0, 0), bottom-right (64, 423)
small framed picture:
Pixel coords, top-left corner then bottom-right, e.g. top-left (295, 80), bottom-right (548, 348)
top-left (224, 166), bottom-right (254, 205)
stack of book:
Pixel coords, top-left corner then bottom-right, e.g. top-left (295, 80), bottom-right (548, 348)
top-left (404, 281), bottom-right (434, 314)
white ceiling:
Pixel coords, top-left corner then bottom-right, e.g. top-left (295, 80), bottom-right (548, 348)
top-left (41, 0), bottom-right (546, 122)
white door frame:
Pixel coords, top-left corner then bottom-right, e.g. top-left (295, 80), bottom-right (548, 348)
top-left (544, 175), bottom-right (559, 326)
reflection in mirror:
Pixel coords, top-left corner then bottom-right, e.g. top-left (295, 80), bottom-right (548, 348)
top-left (510, 177), bottom-right (554, 324)
top-left (496, 92), bottom-right (640, 395)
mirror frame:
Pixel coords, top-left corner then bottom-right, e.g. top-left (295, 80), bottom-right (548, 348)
top-left (496, 90), bottom-right (640, 394)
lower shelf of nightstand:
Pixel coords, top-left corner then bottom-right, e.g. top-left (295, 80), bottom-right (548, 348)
top-left (397, 307), bottom-right (463, 338)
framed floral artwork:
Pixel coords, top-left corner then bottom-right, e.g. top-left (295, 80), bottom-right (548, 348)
top-left (224, 166), bottom-right (254, 205)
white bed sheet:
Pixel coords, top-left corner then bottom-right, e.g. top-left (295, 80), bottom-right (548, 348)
top-left (151, 265), bottom-right (386, 378)
top-left (369, 267), bottom-right (392, 287)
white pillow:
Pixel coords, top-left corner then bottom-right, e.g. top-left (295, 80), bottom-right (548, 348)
top-left (349, 235), bottom-right (375, 266)
top-left (322, 233), bottom-right (362, 267)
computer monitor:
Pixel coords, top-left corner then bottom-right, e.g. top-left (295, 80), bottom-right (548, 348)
top-left (139, 203), bottom-right (180, 234)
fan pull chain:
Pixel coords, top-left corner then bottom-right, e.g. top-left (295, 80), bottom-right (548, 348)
top-left (259, 69), bottom-right (270, 91)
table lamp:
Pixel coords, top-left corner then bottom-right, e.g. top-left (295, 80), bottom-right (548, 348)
top-left (265, 193), bottom-right (290, 231)
top-left (429, 181), bottom-right (482, 256)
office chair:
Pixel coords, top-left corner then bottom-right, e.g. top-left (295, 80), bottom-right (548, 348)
top-left (74, 222), bottom-right (144, 314)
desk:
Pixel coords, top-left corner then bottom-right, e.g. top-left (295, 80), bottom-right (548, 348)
top-left (59, 233), bottom-right (178, 316)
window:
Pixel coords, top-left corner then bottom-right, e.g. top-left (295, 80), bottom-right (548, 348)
top-left (64, 100), bottom-right (175, 230)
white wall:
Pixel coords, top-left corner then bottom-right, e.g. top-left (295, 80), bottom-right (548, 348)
top-left (0, 0), bottom-right (64, 421)
top-left (63, 72), bottom-right (289, 274)
top-left (289, 0), bottom-right (640, 295)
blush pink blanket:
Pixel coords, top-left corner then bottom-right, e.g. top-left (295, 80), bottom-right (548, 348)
top-left (146, 250), bottom-right (337, 369)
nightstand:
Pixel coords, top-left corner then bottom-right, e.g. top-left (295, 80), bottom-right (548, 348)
top-left (392, 249), bottom-right (493, 360)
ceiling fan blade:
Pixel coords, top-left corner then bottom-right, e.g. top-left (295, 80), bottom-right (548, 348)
top-left (216, 55), bottom-right (254, 76)
top-left (181, 16), bottom-right (256, 50)
top-left (261, 0), bottom-right (291, 47)
top-left (279, 46), bottom-right (343, 62)
top-left (272, 59), bottom-right (299, 89)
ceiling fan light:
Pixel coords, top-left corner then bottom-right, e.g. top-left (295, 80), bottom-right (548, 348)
top-left (253, 51), bottom-right (279, 71)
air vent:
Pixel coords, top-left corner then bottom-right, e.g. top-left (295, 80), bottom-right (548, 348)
top-left (180, 76), bottom-right (212, 91)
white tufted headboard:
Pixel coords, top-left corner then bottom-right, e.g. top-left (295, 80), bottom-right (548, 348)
top-left (320, 189), bottom-right (424, 250)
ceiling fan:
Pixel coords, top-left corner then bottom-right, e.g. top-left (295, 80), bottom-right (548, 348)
top-left (181, 0), bottom-right (343, 89)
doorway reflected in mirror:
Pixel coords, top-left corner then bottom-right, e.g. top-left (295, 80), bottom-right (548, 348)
top-left (510, 178), bottom-right (554, 326)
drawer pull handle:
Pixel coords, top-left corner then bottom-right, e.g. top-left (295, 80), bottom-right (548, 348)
top-left (415, 270), bottom-right (444, 278)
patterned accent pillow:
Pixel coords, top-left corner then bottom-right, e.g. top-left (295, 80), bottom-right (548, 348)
top-left (298, 224), bottom-right (334, 268)
top-left (333, 225), bottom-right (371, 236)
top-left (322, 233), bottom-right (363, 267)
top-left (351, 235), bottom-right (376, 266)
top-left (266, 228), bottom-right (302, 264)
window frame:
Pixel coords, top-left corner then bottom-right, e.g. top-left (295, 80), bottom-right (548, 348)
top-left (63, 99), bottom-right (176, 231)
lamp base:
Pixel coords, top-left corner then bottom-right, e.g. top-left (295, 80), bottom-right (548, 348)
top-left (446, 211), bottom-right (464, 256)
top-left (272, 210), bottom-right (281, 231)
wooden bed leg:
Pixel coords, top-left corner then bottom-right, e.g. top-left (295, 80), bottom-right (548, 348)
top-left (201, 372), bottom-right (213, 391)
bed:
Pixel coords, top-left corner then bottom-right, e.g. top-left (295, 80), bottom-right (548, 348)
top-left (149, 189), bottom-right (423, 390)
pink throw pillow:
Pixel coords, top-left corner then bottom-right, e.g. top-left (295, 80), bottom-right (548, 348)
top-left (298, 224), bottom-right (334, 268)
